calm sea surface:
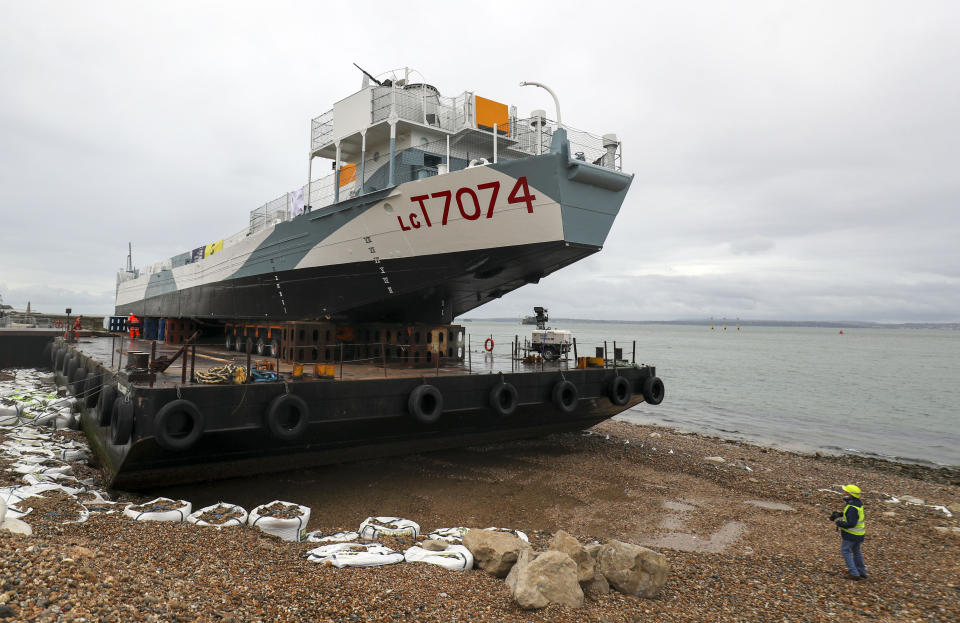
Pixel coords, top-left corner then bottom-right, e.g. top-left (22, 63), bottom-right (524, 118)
top-left (461, 320), bottom-right (960, 467)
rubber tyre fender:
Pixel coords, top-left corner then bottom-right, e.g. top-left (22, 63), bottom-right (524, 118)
top-left (408, 384), bottom-right (443, 425)
top-left (62, 354), bottom-right (76, 377)
top-left (70, 367), bottom-right (87, 395)
top-left (225, 333), bottom-right (235, 351)
top-left (97, 385), bottom-right (118, 426)
top-left (642, 376), bottom-right (665, 406)
top-left (265, 393), bottom-right (310, 441)
top-left (609, 376), bottom-right (632, 406)
top-left (83, 371), bottom-right (101, 407)
top-left (67, 358), bottom-right (82, 383)
top-left (488, 382), bottom-right (518, 417)
top-left (154, 399), bottom-right (205, 451)
top-left (551, 380), bottom-right (579, 414)
top-left (54, 349), bottom-right (66, 373)
top-left (110, 399), bottom-right (134, 445)
top-left (42, 342), bottom-right (53, 365)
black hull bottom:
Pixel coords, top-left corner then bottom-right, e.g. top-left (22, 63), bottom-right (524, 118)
top-left (116, 241), bottom-right (598, 324)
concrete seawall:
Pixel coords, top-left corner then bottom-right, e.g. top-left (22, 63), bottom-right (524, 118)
top-left (0, 328), bottom-right (59, 368)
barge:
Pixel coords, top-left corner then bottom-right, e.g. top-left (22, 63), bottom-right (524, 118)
top-left (43, 336), bottom-right (663, 489)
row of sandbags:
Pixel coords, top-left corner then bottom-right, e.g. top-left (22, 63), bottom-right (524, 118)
top-left (0, 368), bottom-right (79, 430)
top-left (1, 368), bottom-right (524, 572)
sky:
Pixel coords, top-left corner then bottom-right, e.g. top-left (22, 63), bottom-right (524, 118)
top-left (1, 1), bottom-right (958, 323)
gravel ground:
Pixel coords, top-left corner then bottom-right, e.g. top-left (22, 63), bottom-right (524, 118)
top-left (2, 420), bottom-right (959, 622)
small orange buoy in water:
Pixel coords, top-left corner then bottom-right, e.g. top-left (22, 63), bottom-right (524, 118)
top-left (839, 330), bottom-right (844, 335)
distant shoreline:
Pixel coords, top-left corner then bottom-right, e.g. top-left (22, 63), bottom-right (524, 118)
top-left (459, 318), bottom-right (960, 330)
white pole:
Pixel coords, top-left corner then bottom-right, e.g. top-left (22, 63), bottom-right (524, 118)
top-left (493, 123), bottom-right (498, 164)
top-left (519, 81), bottom-right (562, 128)
top-left (306, 155), bottom-right (313, 212)
top-left (446, 135), bottom-right (450, 172)
top-left (334, 141), bottom-right (341, 204)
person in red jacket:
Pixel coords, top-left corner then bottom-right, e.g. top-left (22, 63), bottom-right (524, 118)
top-left (128, 313), bottom-right (141, 339)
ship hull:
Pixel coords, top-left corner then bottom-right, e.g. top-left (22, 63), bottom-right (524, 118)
top-left (115, 150), bottom-right (633, 323)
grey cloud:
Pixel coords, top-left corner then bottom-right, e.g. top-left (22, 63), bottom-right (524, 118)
top-left (1, 1), bottom-right (958, 323)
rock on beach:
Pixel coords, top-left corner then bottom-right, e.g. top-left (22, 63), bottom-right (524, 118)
top-left (505, 549), bottom-right (584, 609)
top-left (597, 540), bottom-right (670, 598)
top-left (462, 528), bottom-right (532, 577)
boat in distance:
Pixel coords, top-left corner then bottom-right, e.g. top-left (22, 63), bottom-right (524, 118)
top-left (114, 67), bottom-right (633, 325)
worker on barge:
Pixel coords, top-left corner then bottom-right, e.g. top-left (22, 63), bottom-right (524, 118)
top-left (128, 313), bottom-right (141, 339)
top-left (831, 484), bottom-right (867, 580)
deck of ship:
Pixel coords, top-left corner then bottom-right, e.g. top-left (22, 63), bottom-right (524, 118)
top-left (70, 335), bottom-right (569, 387)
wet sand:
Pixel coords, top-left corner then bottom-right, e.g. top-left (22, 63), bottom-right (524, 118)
top-left (3, 420), bottom-right (959, 622)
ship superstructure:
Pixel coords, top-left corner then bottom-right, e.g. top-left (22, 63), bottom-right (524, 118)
top-left (115, 68), bottom-right (631, 325)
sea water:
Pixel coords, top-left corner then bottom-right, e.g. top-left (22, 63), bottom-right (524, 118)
top-left (461, 320), bottom-right (960, 467)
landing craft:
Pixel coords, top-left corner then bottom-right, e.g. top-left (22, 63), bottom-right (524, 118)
top-left (115, 67), bottom-right (632, 329)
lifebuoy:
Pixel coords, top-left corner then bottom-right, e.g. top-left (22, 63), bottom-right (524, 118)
top-left (609, 376), bottom-right (631, 406)
top-left (54, 320), bottom-right (63, 328)
top-left (97, 385), bottom-right (118, 426)
top-left (265, 393), bottom-right (310, 441)
top-left (488, 382), bottom-right (518, 417)
top-left (154, 399), bottom-right (205, 451)
top-left (110, 399), bottom-right (134, 445)
top-left (551, 380), bottom-right (578, 413)
top-left (484, 338), bottom-right (494, 352)
top-left (408, 384), bottom-right (443, 424)
top-left (642, 376), bottom-right (665, 406)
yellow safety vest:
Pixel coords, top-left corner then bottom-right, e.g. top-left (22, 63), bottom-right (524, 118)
top-left (841, 503), bottom-right (865, 536)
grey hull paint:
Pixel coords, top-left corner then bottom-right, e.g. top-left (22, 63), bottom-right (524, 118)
top-left (115, 240), bottom-right (599, 323)
top-left (118, 146), bottom-right (632, 321)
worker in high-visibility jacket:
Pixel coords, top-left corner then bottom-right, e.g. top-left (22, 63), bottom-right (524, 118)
top-left (834, 484), bottom-right (867, 580)
top-left (128, 313), bottom-right (140, 339)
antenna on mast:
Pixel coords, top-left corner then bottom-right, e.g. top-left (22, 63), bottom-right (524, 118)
top-left (352, 63), bottom-right (382, 86)
top-left (126, 243), bottom-right (133, 273)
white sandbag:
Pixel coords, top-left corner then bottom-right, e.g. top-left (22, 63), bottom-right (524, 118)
top-left (425, 527), bottom-right (469, 543)
top-left (306, 542), bottom-right (404, 568)
top-left (76, 490), bottom-right (115, 512)
top-left (22, 472), bottom-right (82, 488)
top-left (306, 530), bottom-right (360, 543)
top-left (403, 544), bottom-right (474, 571)
top-left (484, 527), bottom-right (530, 542)
top-left (11, 460), bottom-right (72, 476)
top-left (187, 502), bottom-right (248, 528)
top-left (20, 474), bottom-right (83, 493)
top-left (123, 497), bottom-right (192, 522)
top-left (248, 500), bottom-right (310, 542)
top-left (0, 492), bottom-right (31, 520)
top-left (358, 516), bottom-right (421, 540)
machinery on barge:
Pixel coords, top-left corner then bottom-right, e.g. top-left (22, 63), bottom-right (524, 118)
top-left (42, 68), bottom-right (664, 488)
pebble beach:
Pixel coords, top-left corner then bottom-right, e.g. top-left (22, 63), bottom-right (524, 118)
top-left (3, 406), bottom-right (959, 622)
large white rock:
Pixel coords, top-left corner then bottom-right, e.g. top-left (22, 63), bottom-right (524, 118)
top-left (597, 540), bottom-right (669, 598)
top-left (505, 549), bottom-right (584, 609)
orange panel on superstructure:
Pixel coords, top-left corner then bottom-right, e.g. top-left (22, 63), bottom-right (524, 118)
top-left (475, 96), bottom-right (509, 134)
top-left (338, 163), bottom-right (357, 187)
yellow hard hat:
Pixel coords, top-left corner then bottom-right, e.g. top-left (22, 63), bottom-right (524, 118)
top-left (842, 484), bottom-right (861, 498)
